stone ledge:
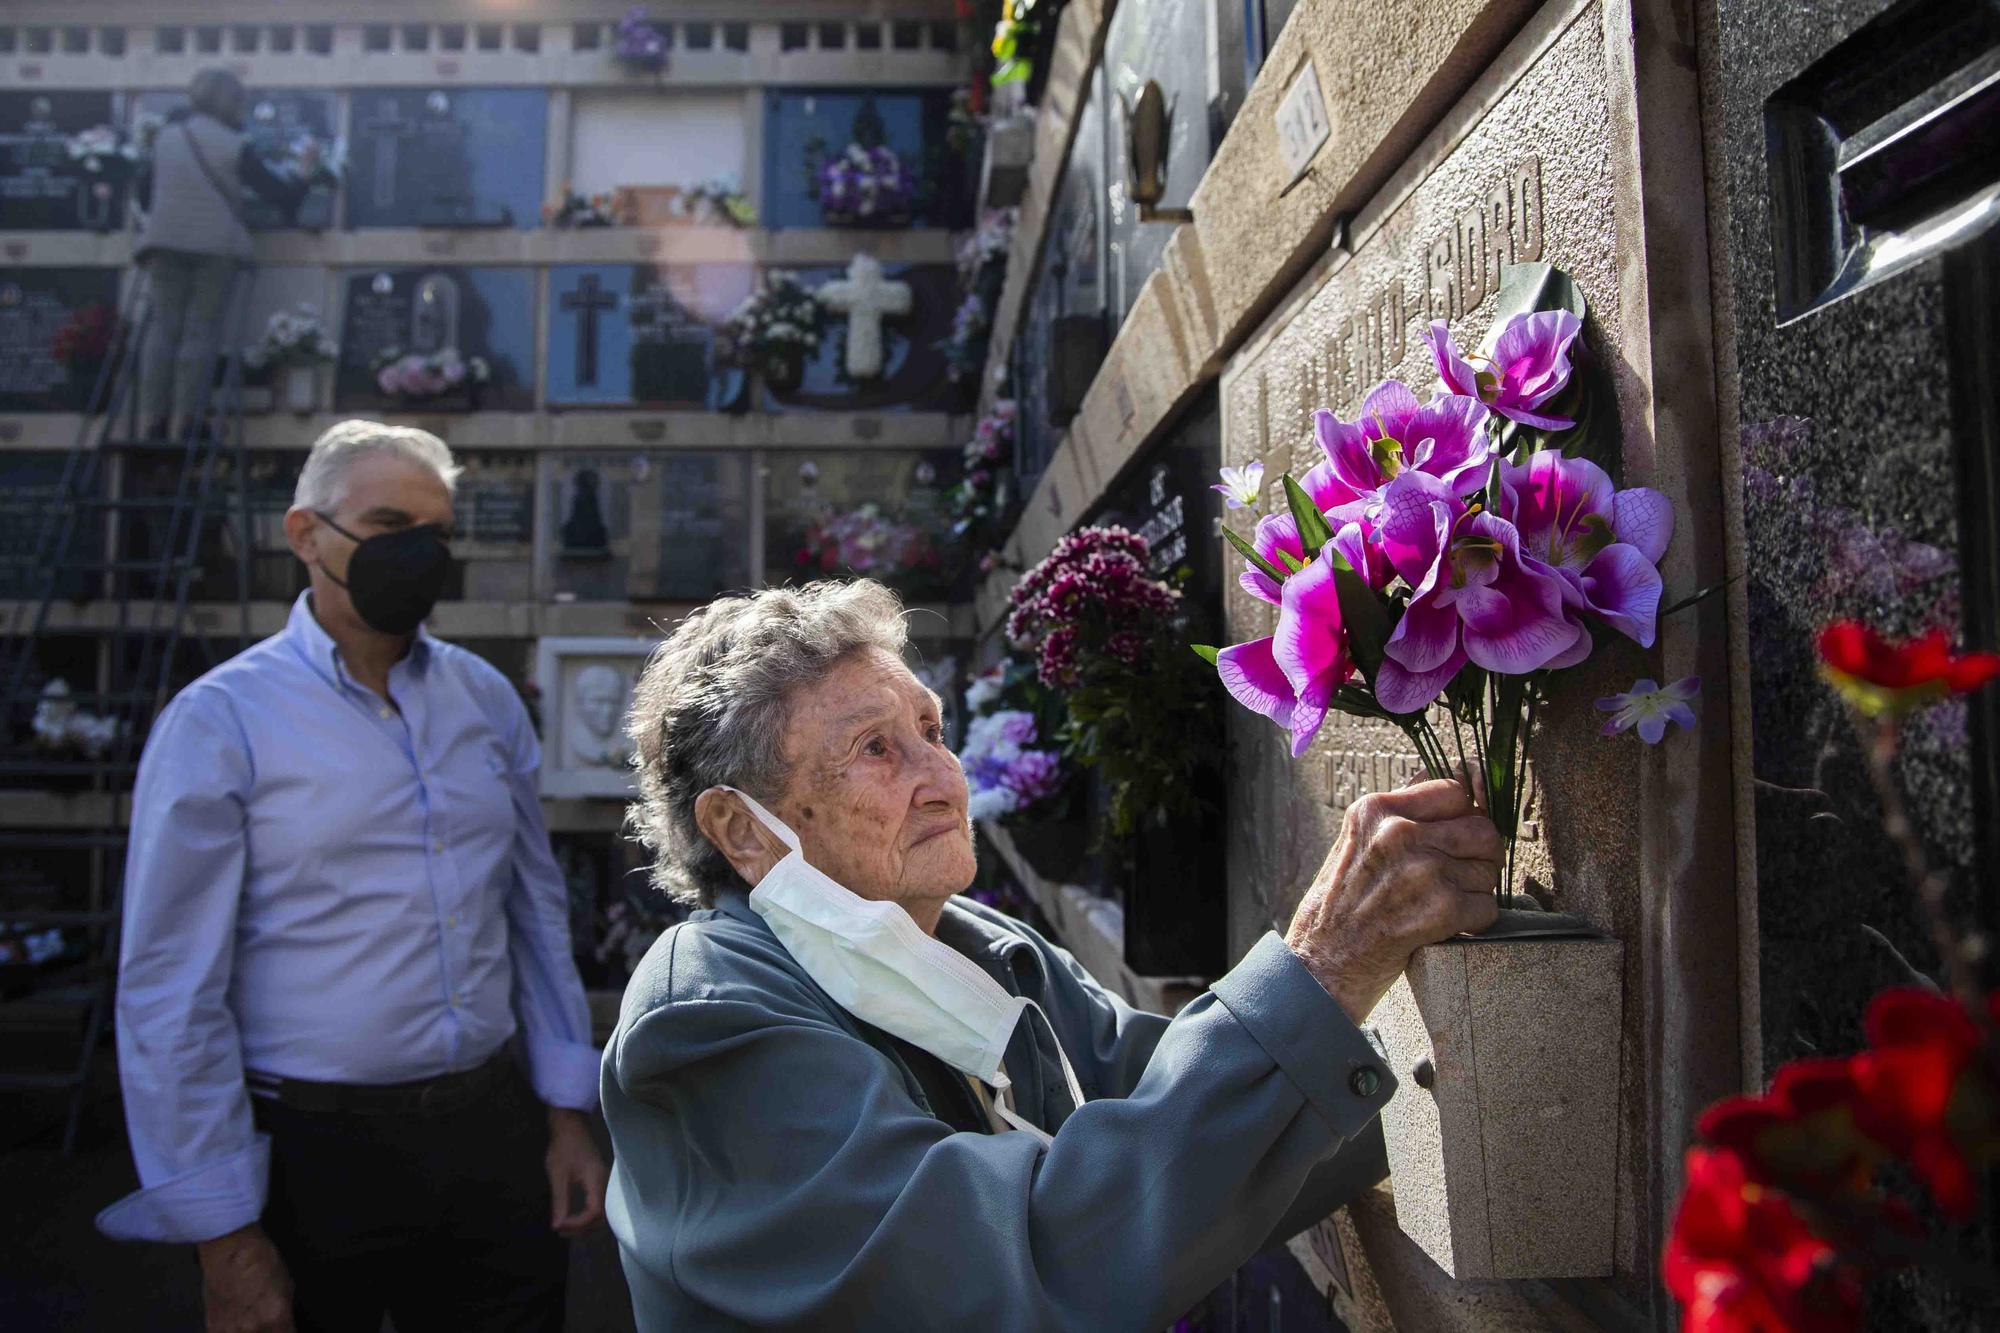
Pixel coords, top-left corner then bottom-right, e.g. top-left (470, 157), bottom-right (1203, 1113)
top-left (974, 0), bottom-right (1116, 421)
top-left (975, 0), bottom-right (1541, 627)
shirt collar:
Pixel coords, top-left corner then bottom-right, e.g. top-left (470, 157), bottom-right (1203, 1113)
top-left (284, 590), bottom-right (433, 688)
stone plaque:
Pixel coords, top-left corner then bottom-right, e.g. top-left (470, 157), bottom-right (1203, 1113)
top-left (133, 89), bottom-right (338, 230)
top-left (1218, 7), bottom-right (1627, 911)
top-left (765, 450), bottom-right (957, 602)
top-left (756, 263), bottom-right (962, 413)
top-left (0, 452), bottom-right (97, 598)
top-left (344, 88), bottom-right (547, 230)
top-left (1102, 0), bottom-right (1216, 324)
top-left (0, 267), bottom-right (121, 412)
top-left (0, 91), bottom-right (124, 232)
top-left (545, 452), bottom-right (751, 603)
top-left (547, 263), bottom-right (755, 409)
top-left (334, 266), bottom-right (535, 412)
top-left (761, 88), bottom-right (970, 230)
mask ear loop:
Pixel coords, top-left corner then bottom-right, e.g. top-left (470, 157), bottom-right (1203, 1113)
top-left (714, 785), bottom-right (801, 855)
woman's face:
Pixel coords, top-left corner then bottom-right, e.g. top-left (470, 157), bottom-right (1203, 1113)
top-left (772, 646), bottom-right (976, 920)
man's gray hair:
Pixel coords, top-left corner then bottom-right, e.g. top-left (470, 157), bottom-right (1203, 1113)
top-left (293, 419), bottom-right (461, 512)
top-left (627, 580), bottom-right (909, 908)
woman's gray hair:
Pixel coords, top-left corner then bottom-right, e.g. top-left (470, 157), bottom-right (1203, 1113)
top-left (627, 580), bottom-right (909, 908)
top-left (293, 419), bottom-right (462, 512)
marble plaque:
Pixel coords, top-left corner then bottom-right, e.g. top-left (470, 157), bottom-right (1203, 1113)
top-left (1218, 7), bottom-right (1626, 905)
top-left (344, 88), bottom-right (547, 230)
top-left (761, 89), bottom-right (970, 230)
top-left (0, 91), bottom-right (124, 231)
top-left (765, 449), bottom-right (957, 602)
top-left (334, 266), bottom-right (535, 412)
top-left (133, 90), bottom-right (338, 230)
top-left (757, 263), bottom-right (962, 413)
top-left (545, 451), bottom-right (751, 603)
top-left (0, 267), bottom-right (121, 412)
top-left (546, 263), bottom-right (755, 409)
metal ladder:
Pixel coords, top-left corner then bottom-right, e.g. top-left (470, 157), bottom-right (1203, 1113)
top-left (0, 264), bottom-right (257, 1154)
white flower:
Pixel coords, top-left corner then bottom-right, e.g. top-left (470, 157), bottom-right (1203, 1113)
top-left (967, 785), bottom-right (1019, 822)
top-left (1212, 461), bottom-right (1266, 510)
top-left (1595, 677), bottom-right (1700, 744)
top-left (963, 668), bottom-right (1005, 715)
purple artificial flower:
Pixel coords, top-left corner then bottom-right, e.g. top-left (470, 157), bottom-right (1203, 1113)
top-left (1596, 676), bottom-right (1700, 743)
top-left (1424, 311), bottom-right (1583, 431)
top-left (1302, 381), bottom-right (1496, 524)
top-left (1372, 471), bottom-right (1584, 713)
top-left (1238, 513), bottom-right (1388, 607)
top-left (1499, 449), bottom-right (1674, 648)
top-left (1217, 550), bottom-right (1355, 757)
top-left (1001, 748), bottom-right (1065, 803)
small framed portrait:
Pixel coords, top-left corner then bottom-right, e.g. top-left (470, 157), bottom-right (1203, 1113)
top-left (534, 636), bottom-right (654, 798)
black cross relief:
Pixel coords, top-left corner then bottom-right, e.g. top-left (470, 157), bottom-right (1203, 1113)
top-left (561, 274), bottom-right (619, 386)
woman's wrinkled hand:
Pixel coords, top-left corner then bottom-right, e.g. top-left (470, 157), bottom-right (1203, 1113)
top-left (1283, 778), bottom-right (1503, 1025)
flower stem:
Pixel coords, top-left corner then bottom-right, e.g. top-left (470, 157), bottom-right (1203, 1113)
top-left (1858, 719), bottom-right (1984, 1015)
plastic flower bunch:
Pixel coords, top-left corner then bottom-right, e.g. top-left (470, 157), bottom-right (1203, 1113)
top-left (1200, 263), bottom-right (1675, 890)
top-left (947, 401), bottom-right (1017, 542)
top-left (373, 347), bottom-right (490, 399)
top-left (958, 709), bottom-right (1065, 822)
top-left (612, 7), bottom-right (669, 71)
top-left (940, 293), bottom-right (990, 385)
top-left (243, 303), bottom-right (338, 371)
top-left (32, 680), bottom-right (123, 760)
top-left (1006, 526), bottom-right (1179, 690)
top-left (723, 273), bottom-right (825, 358)
top-left (796, 504), bottom-right (939, 580)
top-left (816, 144), bottom-right (915, 223)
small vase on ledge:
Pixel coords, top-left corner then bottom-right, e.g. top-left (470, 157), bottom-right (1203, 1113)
top-left (281, 363), bottom-right (319, 415)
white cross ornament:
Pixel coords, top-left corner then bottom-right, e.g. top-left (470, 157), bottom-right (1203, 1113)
top-left (817, 253), bottom-right (913, 380)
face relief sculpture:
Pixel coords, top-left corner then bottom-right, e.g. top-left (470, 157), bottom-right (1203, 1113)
top-left (568, 663), bottom-right (629, 769)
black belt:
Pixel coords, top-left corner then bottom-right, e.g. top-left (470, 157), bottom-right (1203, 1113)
top-left (245, 1049), bottom-right (514, 1116)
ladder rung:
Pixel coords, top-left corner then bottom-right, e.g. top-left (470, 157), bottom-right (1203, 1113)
top-left (1, 688), bottom-right (160, 708)
top-left (0, 558), bottom-right (197, 573)
top-left (0, 1070), bottom-right (86, 1091)
top-left (67, 497), bottom-right (217, 512)
top-left (0, 910), bottom-right (115, 927)
top-left (0, 759), bottom-right (139, 778)
top-left (0, 833), bottom-right (128, 850)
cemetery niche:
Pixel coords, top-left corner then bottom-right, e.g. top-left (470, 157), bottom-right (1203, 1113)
top-left (335, 267), bottom-right (535, 412)
top-left (0, 268), bottom-right (122, 413)
top-left (765, 449), bottom-right (961, 603)
top-left (762, 89), bottom-right (973, 231)
top-left (344, 88), bottom-right (548, 230)
top-left (545, 452), bottom-right (752, 604)
top-left (0, 91), bottom-right (127, 232)
top-left (132, 89), bottom-right (339, 231)
top-left (546, 263), bottom-right (755, 410)
top-left (754, 262), bottom-right (963, 412)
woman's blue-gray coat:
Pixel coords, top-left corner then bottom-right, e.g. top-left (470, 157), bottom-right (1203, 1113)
top-left (601, 889), bottom-right (1398, 1331)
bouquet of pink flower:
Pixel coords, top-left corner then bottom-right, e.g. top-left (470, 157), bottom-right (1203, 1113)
top-left (373, 346), bottom-right (490, 401)
top-left (1200, 263), bottom-right (1680, 891)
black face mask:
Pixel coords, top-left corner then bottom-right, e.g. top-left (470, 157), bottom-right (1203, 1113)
top-left (314, 512), bottom-right (452, 636)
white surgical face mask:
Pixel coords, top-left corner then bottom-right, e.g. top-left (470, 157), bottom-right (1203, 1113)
top-left (719, 786), bottom-right (1082, 1141)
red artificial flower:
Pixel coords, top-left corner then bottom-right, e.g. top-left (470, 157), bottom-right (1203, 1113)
top-left (1698, 1058), bottom-right (1883, 1201)
top-left (1849, 987), bottom-right (2000, 1222)
top-left (1663, 1148), bottom-right (1864, 1333)
top-left (1816, 620), bottom-right (2000, 718)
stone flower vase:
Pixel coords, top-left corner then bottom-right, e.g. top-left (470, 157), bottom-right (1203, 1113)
top-left (1368, 912), bottom-right (1624, 1280)
top-left (281, 363), bottom-right (319, 414)
top-left (760, 345), bottom-right (806, 394)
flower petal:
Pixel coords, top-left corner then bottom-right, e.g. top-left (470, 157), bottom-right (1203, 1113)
top-left (1273, 555), bottom-right (1351, 699)
top-left (1384, 593), bottom-right (1461, 674)
top-left (1216, 637), bottom-right (1295, 729)
top-left (1578, 543), bottom-right (1666, 647)
top-left (1423, 319), bottom-right (1480, 398)
top-left (1612, 486), bottom-right (1675, 565)
top-left (1375, 646), bottom-right (1467, 715)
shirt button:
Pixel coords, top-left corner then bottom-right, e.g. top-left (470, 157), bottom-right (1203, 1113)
top-left (432, 840), bottom-right (445, 854)
top-left (445, 914), bottom-right (458, 929)
top-left (451, 991), bottom-right (464, 1007)
top-left (1349, 1066), bottom-right (1383, 1099)
top-left (377, 705), bottom-right (392, 720)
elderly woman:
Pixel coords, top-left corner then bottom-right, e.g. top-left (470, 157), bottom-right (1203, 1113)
top-left (605, 580), bottom-right (1502, 1331)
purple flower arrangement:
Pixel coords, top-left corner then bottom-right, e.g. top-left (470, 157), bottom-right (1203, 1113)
top-left (1201, 262), bottom-right (1693, 891)
top-left (940, 292), bottom-right (990, 385)
top-left (1005, 525), bottom-right (1220, 839)
top-left (613, 8), bottom-right (670, 72)
top-left (947, 401), bottom-right (1017, 547)
top-left (816, 144), bottom-right (916, 226)
top-left (959, 709), bottom-right (1067, 822)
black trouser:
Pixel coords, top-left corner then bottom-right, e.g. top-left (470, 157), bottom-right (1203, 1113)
top-left (250, 1060), bottom-right (566, 1333)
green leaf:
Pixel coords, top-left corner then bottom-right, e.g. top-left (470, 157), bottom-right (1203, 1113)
top-left (1190, 643), bottom-right (1220, 666)
top-left (1223, 524), bottom-right (1286, 584)
top-left (1333, 562), bottom-right (1391, 686)
top-left (1277, 548), bottom-right (1305, 574)
top-left (1660, 573), bottom-right (1741, 619)
top-left (1283, 474), bottom-right (1334, 559)
top-left (1481, 264), bottom-right (1587, 353)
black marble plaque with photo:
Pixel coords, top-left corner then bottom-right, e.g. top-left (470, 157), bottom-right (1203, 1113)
top-left (0, 267), bottom-right (121, 412)
top-left (334, 267), bottom-right (535, 412)
top-left (0, 91), bottom-right (125, 232)
top-left (344, 89), bottom-right (547, 230)
top-left (133, 90), bottom-right (339, 230)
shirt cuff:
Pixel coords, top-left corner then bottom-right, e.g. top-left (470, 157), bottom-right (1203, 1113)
top-left (526, 1034), bottom-right (603, 1112)
top-left (94, 1136), bottom-right (270, 1244)
top-left (1210, 932), bottom-right (1397, 1140)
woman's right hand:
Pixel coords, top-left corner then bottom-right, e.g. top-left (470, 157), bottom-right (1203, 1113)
top-left (1283, 778), bottom-right (1503, 1025)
